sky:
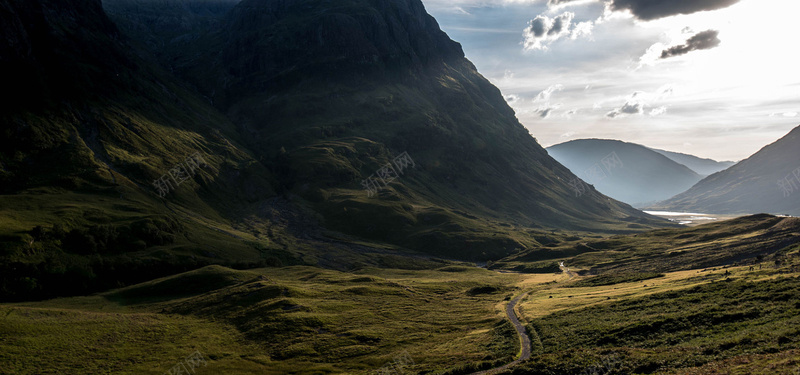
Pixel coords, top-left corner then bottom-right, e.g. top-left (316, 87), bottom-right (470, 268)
top-left (421, 0), bottom-right (800, 161)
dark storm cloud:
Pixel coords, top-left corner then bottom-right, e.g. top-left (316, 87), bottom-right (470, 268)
top-left (609, 0), bottom-right (740, 21)
top-left (660, 30), bottom-right (721, 59)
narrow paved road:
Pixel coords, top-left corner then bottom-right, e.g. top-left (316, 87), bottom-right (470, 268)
top-left (471, 293), bottom-right (532, 374)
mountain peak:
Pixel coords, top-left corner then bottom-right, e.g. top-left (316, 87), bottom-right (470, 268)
top-left (222, 0), bottom-right (465, 82)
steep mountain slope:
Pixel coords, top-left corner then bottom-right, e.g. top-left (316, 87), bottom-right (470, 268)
top-left (655, 125), bottom-right (800, 215)
top-left (650, 148), bottom-right (735, 176)
top-left (101, 0), bottom-right (241, 66)
top-left (105, 0), bottom-right (666, 252)
top-left (0, 0), bottom-right (671, 301)
top-left (0, 0), bottom-right (303, 301)
top-left (547, 139), bottom-right (702, 207)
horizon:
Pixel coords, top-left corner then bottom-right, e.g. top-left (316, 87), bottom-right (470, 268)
top-left (422, 0), bottom-right (800, 161)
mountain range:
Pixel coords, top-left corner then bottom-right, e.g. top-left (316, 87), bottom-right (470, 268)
top-left (546, 139), bottom-right (703, 207)
top-left (654, 125), bottom-right (800, 216)
top-left (0, 0), bottom-right (667, 300)
top-left (649, 148), bottom-right (735, 177)
top-left (5, 1), bottom-right (800, 374)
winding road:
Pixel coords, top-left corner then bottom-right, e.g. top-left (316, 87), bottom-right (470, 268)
top-left (471, 293), bottom-right (532, 374)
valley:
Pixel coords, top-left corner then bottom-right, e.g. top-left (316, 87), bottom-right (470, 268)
top-left (3, 215), bottom-right (799, 374)
top-left (0, 0), bottom-right (798, 373)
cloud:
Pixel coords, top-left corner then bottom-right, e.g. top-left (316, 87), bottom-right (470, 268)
top-left (505, 94), bottom-right (522, 104)
top-left (534, 84), bottom-right (564, 102)
top-left (523, 12), bottom-right (593, 51)
top-left (650, 106), bottom-right (667, 116)
top-left (606, 91), bottom-right (645, 118)
top-left (608, 0), bottom-right (740, 21)
top-left (563, 109), bottom-right (578, 118)
top-left (660, 30), bottom-right (721, 58)
top-left (532, 84), bottom-right (563, 118)
top-left (537, 107), bottom-right (555, 118)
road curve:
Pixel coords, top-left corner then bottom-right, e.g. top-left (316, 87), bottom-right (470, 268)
top-left (471, 293), bottom-right (532, 374)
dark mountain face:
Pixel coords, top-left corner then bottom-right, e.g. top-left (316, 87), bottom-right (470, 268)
top-left (1, 0), bottom-right (132, 110)
top-left (654, 125), bottom-right (800, 216)
top-left (194, 0), bottom-right (470, 106)
top-left (1, 0), bottom-right (671, 303)
top-left (547, 139), bottom-right (702, 207)
top-left (0, 0), bottom-right (284, 300)
top-left (102, 0), bottom-right (668, 259)
top-left (101, 0), bottom-right (240, 64)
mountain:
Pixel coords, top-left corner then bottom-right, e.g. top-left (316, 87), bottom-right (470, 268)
top-left (650, 148), bottom-right (735, 176)
top-left (0, 0), bottom-right (299, 300)
top-left (546, 139), bottom-right (702, 207)
top-left (104, 0), bottom-right (668, 247)
top-left (0, 0), bottom-right (670, 301)
top-left (654, 125), bottom-right (800, 215)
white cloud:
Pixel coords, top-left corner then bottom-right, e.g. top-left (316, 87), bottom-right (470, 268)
top-left (505, 94), bottom-right (522, 104)
top-left (563, 109), bottom-right (579, 118)
top-left (425, 0), bottom-right (800, 160)
top-left (571, 21), bottom-right (594, 39)
top-left (523, 12), bottom-right (593, 51)
top-left (534, 84), bottom-right (564, 102)
top-left (606, 91), bottom-right (645, 118)
top-left (650, 106), bottom-right (667, 116)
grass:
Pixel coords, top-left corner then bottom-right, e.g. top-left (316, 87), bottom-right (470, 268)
top-left (3, 216), bottom-right (800, 374)
top-left (511, 260), bottom-right (800, 374)
top-left (1, 265), bottom-right (526, 374)
top-left (494, 214), bottom-right (800, 275)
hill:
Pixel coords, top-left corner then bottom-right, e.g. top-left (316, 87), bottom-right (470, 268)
top-left (0, 0), bottom-right (669, 301)
top-left (4, 215), bottom-right (800, 373)
top-left (104, 0), bottom-right (669, 252)
top-left (650, 148), bottom-right (735, 176)
top-left (546, 139), bottom-right (702, 207)
top-left (655, 125), bottom-right (800, 215)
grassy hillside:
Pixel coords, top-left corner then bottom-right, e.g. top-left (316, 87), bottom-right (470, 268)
top-left (0, 0), bottom-right (453, 302)
top-left (3, 217), bottom-right (800, 373)
top-left (513, 264), bottom-right (800, 374)
top-left (104, 0), bottom-right (670, 260)
top-left (494, 214), bottom-right (800, 275)
top-left (0, 0), bottom-right (674, 305)
top-left (1, 265), bottom-right (525, 374)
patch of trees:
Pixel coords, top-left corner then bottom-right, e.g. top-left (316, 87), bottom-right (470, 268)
top-left (0, 254), bottom-right (208, 302)
top-left (30, 217), bottom-right (183, 255)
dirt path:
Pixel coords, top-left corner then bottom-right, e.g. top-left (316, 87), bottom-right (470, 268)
top-left (560, 261), bottom-right (576, 278)
top-left (471, 293), bottom-right (532, 374)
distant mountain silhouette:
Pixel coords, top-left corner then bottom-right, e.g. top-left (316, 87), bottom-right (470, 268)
top-left (547, 139), bottom-right (702, 207)
top-left (654, 125), bottom-right (800, 215)
top-left (649, 148), bottom-right (734, 176)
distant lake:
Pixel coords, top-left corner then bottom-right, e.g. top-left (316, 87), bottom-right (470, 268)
top-left (644, 211), bottom-right (719, 226)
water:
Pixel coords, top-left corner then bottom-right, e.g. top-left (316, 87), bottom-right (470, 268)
top-left (643, 211), bottom-right (718, 226)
